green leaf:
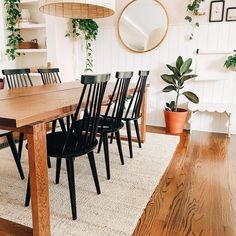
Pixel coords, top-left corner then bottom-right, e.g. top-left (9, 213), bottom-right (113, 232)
top-left (166, 64), bottom-right (181, 76)
top-left (162, 85), bottom-right (177, 93)
top-left (176, 56), bottom-right (184, 70)
top-left (161, 74), bottom-right (176, 84)
top-left (180, 58), bottom-right (192, 75)
top-left (182, 91), bottom-right (199, 103)
top-left (181, 74), bottom-right (197, 83)
top-left (185, 16), bottom-right (192, 22)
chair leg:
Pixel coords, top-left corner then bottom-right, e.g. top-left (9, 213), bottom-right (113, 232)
top-left (134, 120), bottom-right (142, 148)
top-left (102, 133), bottom-right (110, 180)
top-left (59, 118), bottom-right (67, 133)
top-left (55, 158), bottom-right (62, 184)
top-left (66, 158), bottom-right (77, 220)
top-left (52, 120), bottom-right (57, 133)
top-left (97, 135), bottom-right (103, 154)
top-left (88, 152), bottom-right (101, 194)
top-left (47, 156), bottom-right (51, 169)
top-left (115, 131), bottom-right (124, 165)
top-left (66, 115), bottom-right (70, 131)
top-left (110, 132), bottom-right (114, 144)
top-left (25, 176), bottom-right (31, 207)
top-left (18, 132), bottom-right (24, 160)
top-left (126, 120), bottom-right (133, 158)
top-left (6, 133), bottom-right (25, 180)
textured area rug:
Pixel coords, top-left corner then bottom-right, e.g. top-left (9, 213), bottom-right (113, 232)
top-left (0, 133), bottom-right (179, 236)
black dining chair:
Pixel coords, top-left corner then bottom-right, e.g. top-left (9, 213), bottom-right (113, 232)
top-left (0, 130), bottom-right (24, 179)
top-left (2, 69), bottom-right (33, 161)
top-left (121, 71), bottom-right (149, 158)
top-left (25, 73), bottom-right (110, 220)
top-left (97, 72), bottom-right (133, 180)
top-left (38, 68), bottom-right (67, 133)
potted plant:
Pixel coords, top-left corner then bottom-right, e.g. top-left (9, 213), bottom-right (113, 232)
top-left (224, 54), bottom-right (236, 71)
top-left (161, 56), bottom-right (199, 134)
top-left (185, 0), bottom-right (205, 40)
top-left (66, 19), bottom-right (98, 73)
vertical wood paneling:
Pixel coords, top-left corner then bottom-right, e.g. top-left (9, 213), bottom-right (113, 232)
top-left (84, 22), bottom-right (236, 134)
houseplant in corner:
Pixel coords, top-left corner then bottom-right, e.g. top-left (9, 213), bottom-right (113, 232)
top-left (161, 56), bottom-right (199, 134)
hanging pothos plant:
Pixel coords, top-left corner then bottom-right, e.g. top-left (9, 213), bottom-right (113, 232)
top-left (185, 0), bottom-right (205, 40)
top-left (66, 19), bottom-right (98, 73)
top-left (5, 0), bottom-right (24, 60)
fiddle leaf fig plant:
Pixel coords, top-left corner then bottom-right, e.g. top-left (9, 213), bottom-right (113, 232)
top-left (5, 0), bottom-right (24, 60)
top-left (161, 56), bottom-right (199, 112)
top-left (66, 19), bottom-right (98, 73)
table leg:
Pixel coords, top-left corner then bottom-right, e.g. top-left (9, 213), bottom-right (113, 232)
top-left (141, 88), bottom-right (147, 143)
top-left (26, 123), bottom-right (51, 236)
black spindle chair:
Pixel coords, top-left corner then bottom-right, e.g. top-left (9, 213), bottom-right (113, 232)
top-left (97, 72), bottom-right (133, 180)
top-left (2, 69), bottom-right (33, 161)
top-left (38, 68), bottom-right (67, 133)
top-left (25, 73), bottom-right (110, 220)
top-left (0, 130), bottom-right (24, 179)
top-left (121, 71), bottom-right (149, 158)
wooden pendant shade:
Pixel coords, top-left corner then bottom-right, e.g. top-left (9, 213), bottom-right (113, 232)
top-left (39, 0), bottom-right (115, 19)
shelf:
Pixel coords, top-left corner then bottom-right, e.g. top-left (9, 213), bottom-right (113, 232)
top-left (16, 49), bottom-right (47, 53)
top-left (20, 0), bottom-right (39, 4)
top-left (16, 24), bottom-right (46, 30)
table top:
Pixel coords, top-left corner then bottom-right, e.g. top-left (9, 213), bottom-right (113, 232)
top-left (0, 81), bottom-right (140, 129)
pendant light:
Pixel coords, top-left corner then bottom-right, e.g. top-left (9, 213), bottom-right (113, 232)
top-left (39, 0), bottom-right (115, 19)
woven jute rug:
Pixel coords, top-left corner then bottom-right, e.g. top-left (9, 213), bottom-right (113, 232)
top-left (0, 132), bottom-right (179, 236)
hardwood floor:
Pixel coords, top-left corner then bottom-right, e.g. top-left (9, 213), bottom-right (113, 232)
top-left (133, 127), bottom-right (236, 236)
top-left (0, 127), bottom-right (235, 235)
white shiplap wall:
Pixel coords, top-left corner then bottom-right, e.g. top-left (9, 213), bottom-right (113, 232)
top-left (86, 20), bottom-right (236, 134)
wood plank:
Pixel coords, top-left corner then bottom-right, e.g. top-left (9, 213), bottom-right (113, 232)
top-left (0, 81), bottom-right (83, 101)
top-left (133, 127), bottom-right (236, 236)
top-left (26, 123), bottom-right (50, 236)
top-left (0, 218), bottom-right (32, 236)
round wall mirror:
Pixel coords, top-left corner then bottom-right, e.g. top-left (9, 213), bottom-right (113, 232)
top-left (118, 0), bottom-right (169, 53)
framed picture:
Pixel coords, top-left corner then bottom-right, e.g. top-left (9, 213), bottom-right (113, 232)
top-left (226, 7), bottom-right (236, 21)
top-left (209, 1), bottom-right (225, 22)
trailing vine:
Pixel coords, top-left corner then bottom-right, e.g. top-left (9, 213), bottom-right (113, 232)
top-left (5, 0), bottom-right (23, 60)
top-left (66, 19), bottom-right (98, 73)
top-left (185, 0), bottom-right (205, 40)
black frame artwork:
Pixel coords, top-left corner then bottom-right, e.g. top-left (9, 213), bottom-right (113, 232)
top-left (209, 0), bottom-right (225, 22)
top-left (226, 7), bottom-right (236, 22)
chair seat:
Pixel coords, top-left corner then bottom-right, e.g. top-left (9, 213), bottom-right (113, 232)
top-left (98, 117), bottom-right (124, 133)
top-left (0, 130), bottom-right (11, 138)
top-left (47, 132), bottom-right (98, 158)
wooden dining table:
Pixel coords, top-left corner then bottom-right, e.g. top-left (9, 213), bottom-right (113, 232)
top-left (0, 81), bottom-right (149, 235)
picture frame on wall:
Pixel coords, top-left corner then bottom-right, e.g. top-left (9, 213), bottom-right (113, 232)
top-left (226, 7), bottom-right (236, 22)
top-left (209, 0), bottom-right (225, 22)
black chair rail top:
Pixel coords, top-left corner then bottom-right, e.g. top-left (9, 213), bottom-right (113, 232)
top-left (81, 74), bottom-right (111, 84)
top-left (38, 68), bottom-right (59, 73)
top-left (2, 68), bottom-right (30, 75)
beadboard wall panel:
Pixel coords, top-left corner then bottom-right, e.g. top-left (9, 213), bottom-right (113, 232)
top-left (87, 21), bottom-right (236, 134)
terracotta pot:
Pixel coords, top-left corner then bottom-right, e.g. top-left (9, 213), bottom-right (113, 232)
top-left (164, 108), bottom-right (188, 134)
top-left (0, 78), bottom-right (5, 90)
